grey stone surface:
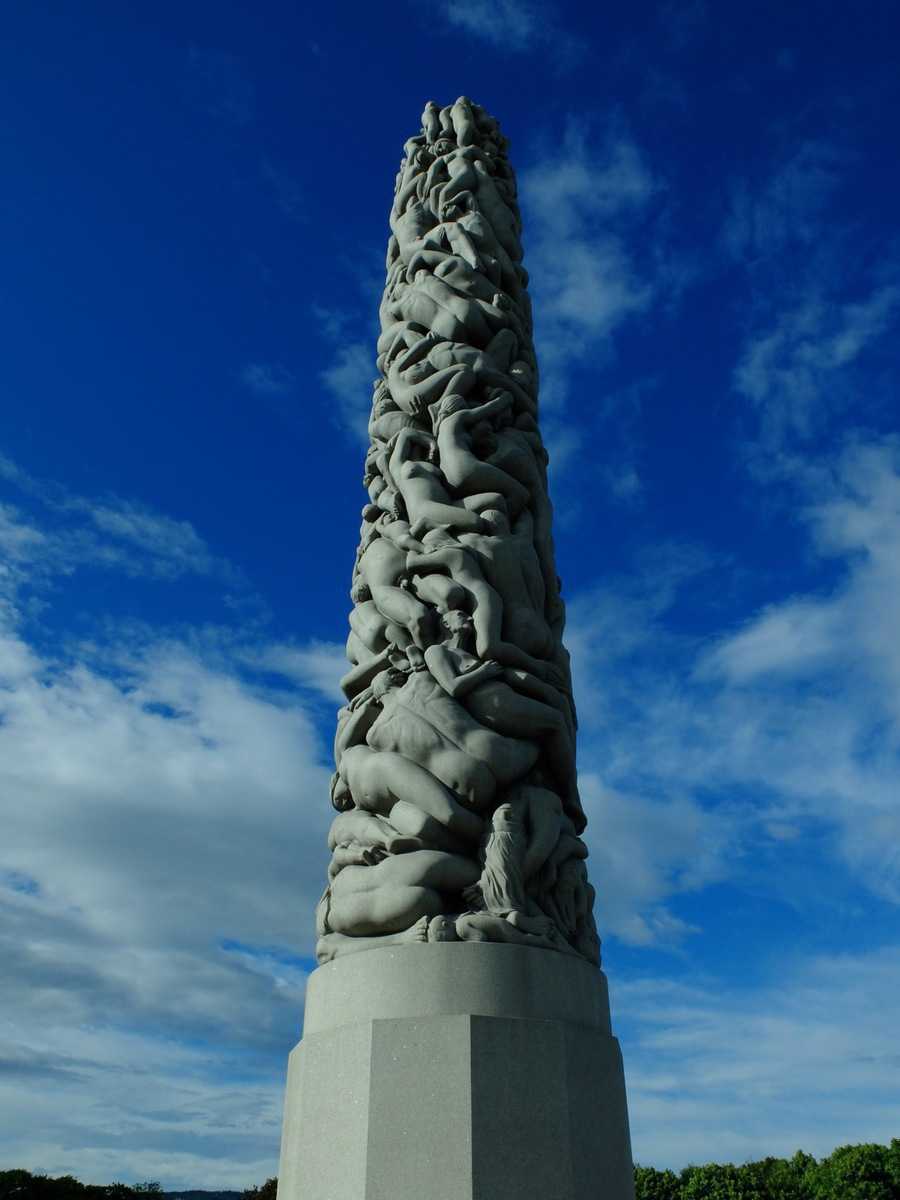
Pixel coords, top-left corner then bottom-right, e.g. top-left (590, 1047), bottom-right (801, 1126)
top-left (317, 97), bottom-right (601, 965)
top-left (278, 100), bottom-right (634, 1200)
top-left (277, 944), bottom-right (633, 1200)
top-left (301, 941), bottom-right (612, 1034)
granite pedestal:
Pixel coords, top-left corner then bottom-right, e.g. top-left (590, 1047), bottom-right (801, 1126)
top-left (277, 942), bottom-right (633, 1200)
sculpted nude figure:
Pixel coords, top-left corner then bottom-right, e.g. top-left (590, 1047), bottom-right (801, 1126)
top-left (387, 426), bottom-right (501, 537)
top-left (384, 328), bottom-right (476, 416)
top-left (365, 666), bottom-right (539, 812)
top-left (455, 798), bottom-right (577, 953)
top-left (327, 809), bottom-right (420, 861)
top-left (450, 95), bottom-right (478, 147)
top-left (457, 508), bottom-right (555, 661)
top-left (421, 99), bottom-right (441, 144)
top-left (392, 144), bottom-right (435, 219)
top-left (432, 392), bottom-right (529, 514)
top-left (353, 537), bottom-right (434, 650)
top-left (388, 269), bottom-right (519, 350)
top-left (406, 529), bottom-right (555, 678)
top-left (423, 147), bottom-right (522, 262)
top-left (426, 336), bottom-right (536, 415)
top-left (368, 386), bottom-right (419, 445)
top-left (406, 248), bottom-right (510, 307)
top-left (345, 598), bottom-right (391, 661)
top-left (423, 611), bottom-right (582, 827)
top-left (316, 848), bottom-right (480, 954)
top-left (392, 193), bottom-right (521, 303)
top-left (337, 743), bottom-right (484, 845)
top-left (326, 810), bottom-right (423, 881)
top-left (379, 324), bottom-right (533, 414)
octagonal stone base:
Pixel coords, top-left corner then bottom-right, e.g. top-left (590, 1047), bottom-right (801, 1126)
top-left (277, 942), bottom-right (633, 1200)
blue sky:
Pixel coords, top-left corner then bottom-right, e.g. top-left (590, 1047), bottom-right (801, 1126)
top-left (2, 0), bottom-right (899, 1187)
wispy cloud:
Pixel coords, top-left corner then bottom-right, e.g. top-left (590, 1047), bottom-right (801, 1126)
top-left (434, 0), bottom-right (584, 59)
top-left (621, 947), bottom-right (900, 1167)
top-left (518, 126), bottom-right (672, 493)
top-left (522, 129), bottom-right (658, 367)
top-left (0, 472), bottom-right (338, 1187)
top-left (722, 141), bottom-right (844, 266)
top-left (318, 339), bottom-right (373, 443)
top-left (569, 433), bottom-right (900, 939)
top-left (261, 157), bottom-right (305, 221)
top-left (734, 284), bottom-right (900, 454)
top-left (249, 638), bottom-right (347, 704)
top-left (0, 456), bottom-right (236, 587)
top-left (241, 362), bottom-right (297, 396)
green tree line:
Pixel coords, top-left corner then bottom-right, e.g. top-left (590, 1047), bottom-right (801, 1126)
top-left (634, 1142), bottom-right (900, 1199)
top-left (3, 1141), bottom-right (899, 1199)
top-left (0, 1176), bottom-right (164, 1200)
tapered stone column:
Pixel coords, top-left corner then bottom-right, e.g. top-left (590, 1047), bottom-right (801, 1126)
top-left (278, 98), bottom-right (634, 1200)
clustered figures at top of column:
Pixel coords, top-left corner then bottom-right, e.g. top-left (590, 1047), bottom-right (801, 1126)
top-left (316, 98), bottom-right (600, 966)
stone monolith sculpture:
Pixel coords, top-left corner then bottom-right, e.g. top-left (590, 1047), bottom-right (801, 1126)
top-left (278, 98), bottom-right (634, 1200)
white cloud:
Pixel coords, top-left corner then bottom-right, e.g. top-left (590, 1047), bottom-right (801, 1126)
top-left (722, 141), bottom-right (843, 264)
top-left (435, 0), bottom-right (584, 58)
top-left (0, 462), bottom-right (343, 1185)
top-left (439, 0), bottom-right (538, 49)
top-left (521, 130), bottom-right (658, 398)
top-left (697, 598), bottom-right (841, 684)
top-left (0, 607), bottom-right (333, 1184)
top-left (0, 457), bottom-right (234, 586)
top-left (249, 638), bottom-right (347, 704)
top-left (261, 157), bottom-right (305, 221)
top-left (734, 285), bottom-right (900, 453)
top-left (319, 340), bottom-right (374, 443)
top-left (620, 946), bottom-right (900, 1168)
top-left (581, 776), bottom-right (725, 946)
top-left (516, 127), bottom-right (696, 509)
top-left (567, 434), bottom-right (900, 939)
top-left (241, 362), bottom-right (296, 396)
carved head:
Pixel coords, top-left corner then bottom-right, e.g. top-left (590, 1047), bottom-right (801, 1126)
top-left (371, 667), bottom-right (405, 699)
top-left (434, 392), bottom-right (469, 424)
top-left (350, 578), bottom-right (371, 604)
top-left (440, 608), bottom-right (475, 647)
top-left (411, 146), bottom-right (434, 171)
top-left (479, 508), bottom-right (510, 534)
top-left (330, 772), bottom-right (353, 812)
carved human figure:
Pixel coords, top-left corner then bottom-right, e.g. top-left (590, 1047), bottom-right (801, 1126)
top-left (454, 799), bottom-right (575, 952)
top-left (386, 426), bottom-right (497, 536)
top-left (338, 743), bottom-right (484, 845)
top-left (384, 329), bottom-right (476, 416)
top-left (387, 269), bottom-right (521, 350)
top-left (378, 324), bottom-right (534, 414)
top-left (365, 665), bottom-right (539, 812)
top-left (406, 531), bottom-right (554, 679)
top-left (423, 611), bottom-right (582, 827)
top-left (456, 509), bottom-right (556, 662)
top-left (327, 809), bottom-right (421, 865)
top-left (432, 391), bottom-right (529, 514)
top-left (318, 848), bottom-right (480, 939)
top-left (353, 531), bottom-right (435, 650)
